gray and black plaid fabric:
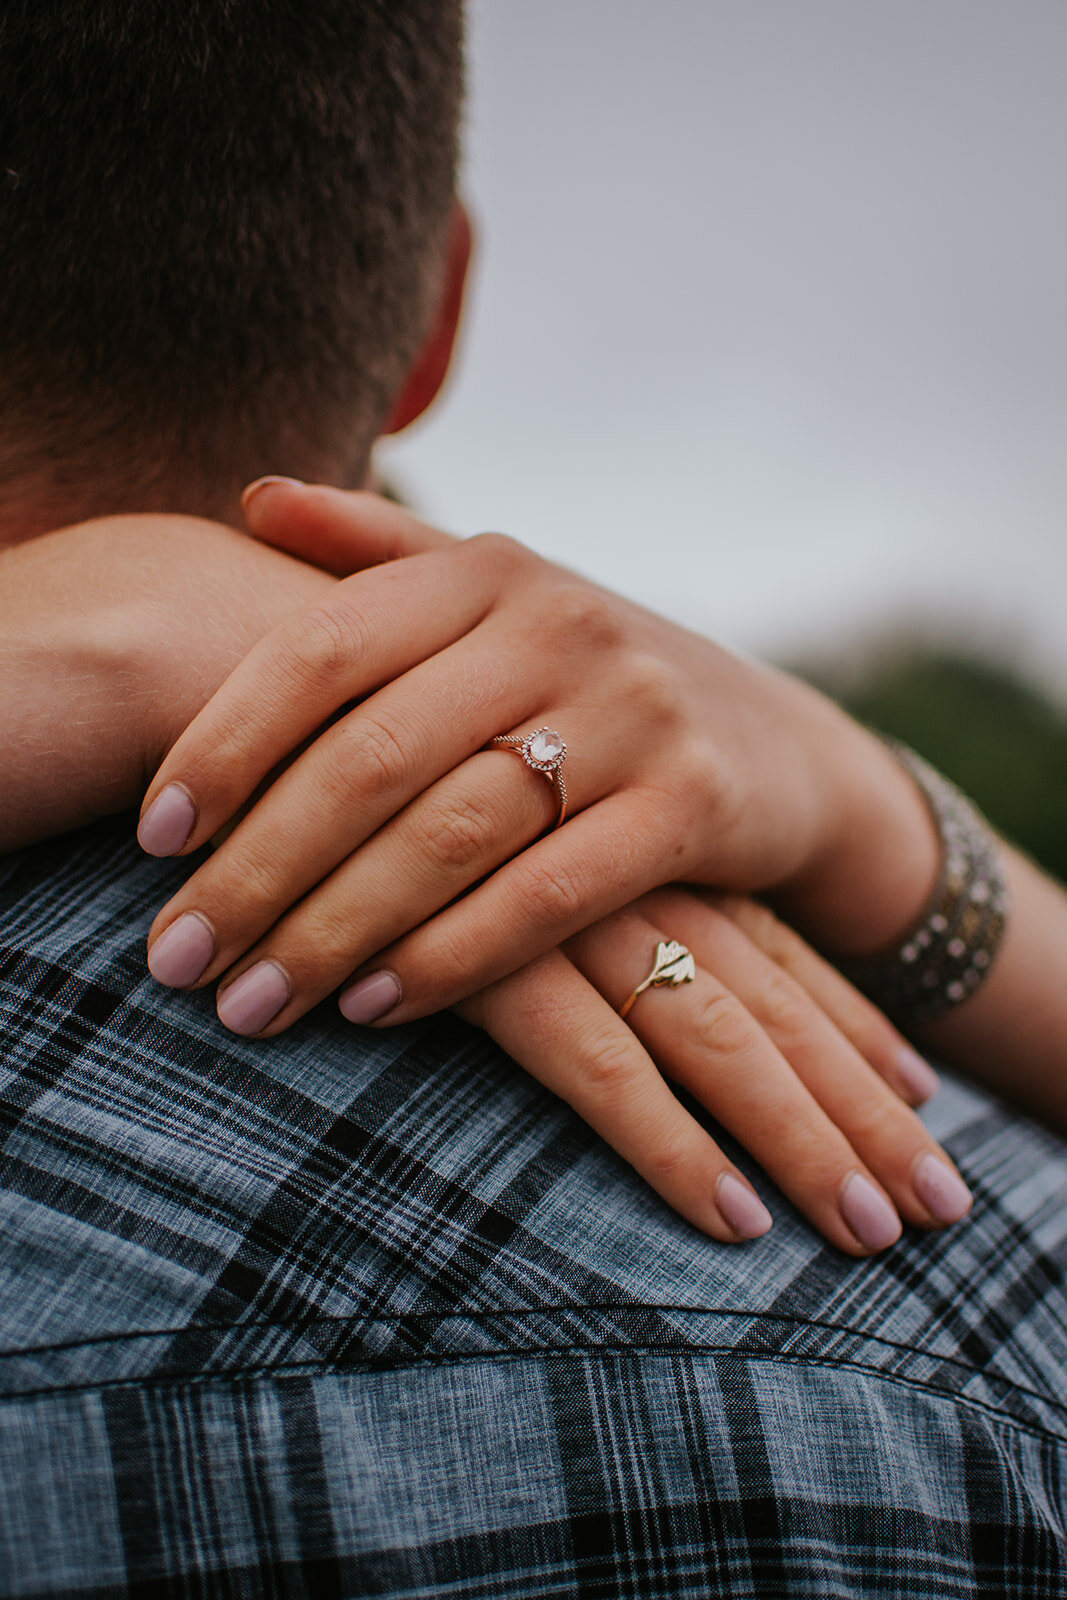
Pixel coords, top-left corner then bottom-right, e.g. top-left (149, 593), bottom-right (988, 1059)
top-left (3, 817), bottom-right (1067, 1597)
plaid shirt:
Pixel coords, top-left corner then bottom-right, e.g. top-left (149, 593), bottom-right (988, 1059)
top-left (2, 816), bottom-right (1067, 1598)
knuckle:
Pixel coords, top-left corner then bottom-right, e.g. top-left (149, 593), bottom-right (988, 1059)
top-left (643, 1138), bottom-right (694, 1188)
top-left (203, 834), bottom-right (283, 921)
top-left (845, 995), bottom-right (901, 1060)
top-left (181, 702), bottom-right (252, 787)
top-left (575, 1030), bottom-right (643, 1097)
top-left (417, 792), bottom-right (500, 874)
top-left (619, 652), bottom-right (682, 720)
top-left (722, 894), bottom-right (780, 948)
top-left (809, 1148), bottom-right (862, 1198)
top-left (406, 921), bottom-right (484, 1004)
top-left (286, 601), bottom-right (368, 690)
top-left (546, 584), bottom-right (624, 652)
top-left (287, 900), bottom-right (361, 969)
top-left (758, 971), bottom-right (810, 1041)
top-left (770, 1114), bottom-right (852, 1190)
top-left (757, 912), bottom-right (798, 968)
top-left (690, 990), bottom-right (758, 1063)
top-left (344, 714), bottom-right (410, 797)
top-left (838, 1006), bottom-right (891, 1068)
top-left (843, 1095), bottom-right (912, 1152)
top-left (655, 733), bottom-right (724, 816)
top-left (466, 530), bottom-right (529, 573)
top-left (517, 856), bottom-right (587, 929)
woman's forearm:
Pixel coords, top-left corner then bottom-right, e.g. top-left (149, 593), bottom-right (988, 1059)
top-left (0, 515), bottom-right (334, 850)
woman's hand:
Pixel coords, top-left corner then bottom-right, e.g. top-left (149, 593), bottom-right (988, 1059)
top-left (452, 888), bottom-right (968, 1253)
top-left (139, 483), bottom-right (941, 1035)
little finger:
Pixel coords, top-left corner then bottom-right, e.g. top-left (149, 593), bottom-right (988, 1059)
top-left (701, 893), bottom-right (940, 1105)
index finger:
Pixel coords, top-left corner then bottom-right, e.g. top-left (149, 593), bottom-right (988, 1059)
top-left (136, 533), bottom-right (512, 858)
top-left (243, 482), bottom-right (457, 574)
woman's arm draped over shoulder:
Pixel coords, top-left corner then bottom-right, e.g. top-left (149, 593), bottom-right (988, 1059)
top-left (1, 503), bottom-right (969, 1253)
top-left (0, 515), bottom-right (334, 850)
top-left (143, 483), bottom-right (1067, 1140)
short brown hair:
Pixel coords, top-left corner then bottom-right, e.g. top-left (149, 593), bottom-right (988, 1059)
top-left (0, 1), bottom-right (463, 511)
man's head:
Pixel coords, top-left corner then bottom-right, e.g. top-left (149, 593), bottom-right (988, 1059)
top-left (0, 1), bottom-right (465, 538)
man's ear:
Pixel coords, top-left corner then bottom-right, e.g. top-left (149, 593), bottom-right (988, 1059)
top-left (381, 200), bottom-right (473, 435)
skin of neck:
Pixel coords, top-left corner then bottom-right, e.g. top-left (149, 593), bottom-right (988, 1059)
top-left (0, 423), bottom-right (375, 551)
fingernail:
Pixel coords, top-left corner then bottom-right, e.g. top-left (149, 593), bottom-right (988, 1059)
top-left (840, 1172), bottom-right (902, 1252)
top-left (913, 1152), bottom-right (973, 1224)
top-left (896, 1047), bottom-right (940, 1104)
top-left (241, 475), bottom-right (306, 516)
top-left (216, 961), bottom-right (291, 1035)
top-left (137, 784), bottom-right (196, 857)
top-left (716, 1173), bottom-right (773, 1240)
top-left (339, 971), bottom-right (402, 1025)
top-left (147, 913), bottom-right (215, 988)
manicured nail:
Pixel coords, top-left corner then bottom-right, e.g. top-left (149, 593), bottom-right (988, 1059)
top-left (840, 1172), bottom-right (902, 1252)
top-left (216, 961), bottom-right (290, 1035)
top-left (241, 475), bottom-right (306, 516)
top-left (137, 784), bottom-right (196, 857)
top-left (339, 971), bottom-right (402, 1025)
top-left (716, 1173), bottom-right (773, 1240)
top-left (913, 1152), bottom-right (973, 1224)
top-left (896, 1047), bottom-right (940, 1104)
top-left (147, 913), bottom-right (215, 988)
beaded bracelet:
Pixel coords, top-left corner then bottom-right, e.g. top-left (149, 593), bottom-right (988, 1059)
top-left (841, 742), bottom-right (1008, 1028)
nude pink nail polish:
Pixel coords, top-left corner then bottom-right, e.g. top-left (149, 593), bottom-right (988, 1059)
top-left (914, 1153), bottom-right (972, 1224)
top-left (716, 1174), bottom-right (773, 1240)
top-left (216, 962), bottom-right (290, 1035)
top-left (147, 913), bottom-right (215, 988)
top-left (840, 1172), bottom-right (902, 1252)
top-left (339, 971), bottom-right (402, 1025)
top-left (137, 784), bottom-right (196, 857)
top-left (896, 1047), bottom-right (940, 1104)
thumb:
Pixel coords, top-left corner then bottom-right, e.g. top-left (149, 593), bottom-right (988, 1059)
top-left (241, 479), bottom-right (455, 576)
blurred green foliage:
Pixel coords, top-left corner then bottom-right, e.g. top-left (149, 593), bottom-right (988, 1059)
top-left (797, 648), bottom-right (1067, 885)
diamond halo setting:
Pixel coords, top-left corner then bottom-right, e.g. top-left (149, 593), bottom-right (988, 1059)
top-left (521, 728), bottom-right (566, 772)
top-left (485, 724), bottom-right (570, 829)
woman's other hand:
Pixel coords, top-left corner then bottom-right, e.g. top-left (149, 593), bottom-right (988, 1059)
top-left (461, 889), bottom-right (968, 1253)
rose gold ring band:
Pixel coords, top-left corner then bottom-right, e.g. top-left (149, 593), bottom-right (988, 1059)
top-left (485, 726), bottom-right (569, 829)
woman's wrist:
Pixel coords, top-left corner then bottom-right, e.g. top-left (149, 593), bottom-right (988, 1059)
top-left (771, 712), bottom-right (942, 960)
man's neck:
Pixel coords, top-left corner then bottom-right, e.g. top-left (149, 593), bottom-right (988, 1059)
top-left (0, 425), bottom-right (374, 551)
top-left (0, 467), bottom-right (244, 551)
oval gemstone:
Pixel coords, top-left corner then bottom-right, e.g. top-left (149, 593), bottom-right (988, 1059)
top-left (528, 729), bottom-right (564, 766)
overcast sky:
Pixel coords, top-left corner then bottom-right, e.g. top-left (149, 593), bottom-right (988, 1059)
top-left (379, 1), bottom-right (1067, 693)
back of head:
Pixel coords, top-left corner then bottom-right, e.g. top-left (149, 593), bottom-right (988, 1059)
top-left (0, 1), bottom-right (463, 528)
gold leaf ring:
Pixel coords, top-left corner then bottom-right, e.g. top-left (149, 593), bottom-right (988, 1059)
top-left (618, 940), bottom-right (696, 1020)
